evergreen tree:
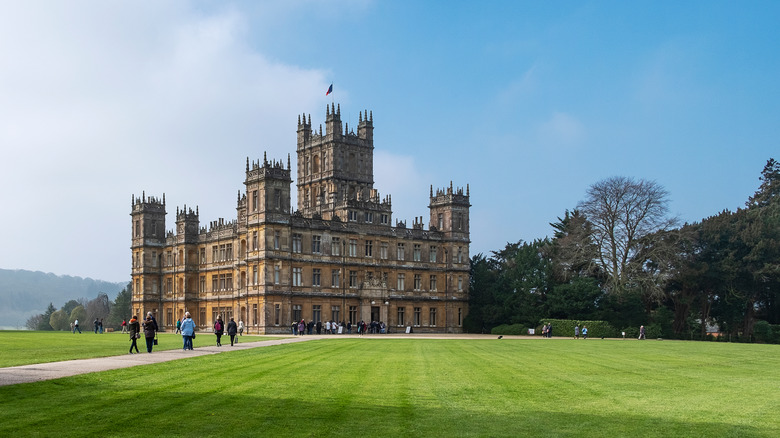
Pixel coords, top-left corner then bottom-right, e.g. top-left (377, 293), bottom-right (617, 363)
top-left (107, 284), bottom-right (132, 329)
top-left (37, 302), bottom-right (56, 330)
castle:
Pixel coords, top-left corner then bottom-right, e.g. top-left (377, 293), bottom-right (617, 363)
top-left (131, 103), bottom-right (470, 333)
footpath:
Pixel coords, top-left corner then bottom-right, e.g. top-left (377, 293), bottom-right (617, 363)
top-left (0, 336), bottom-right (311, 387)
top-left (0, 333), bottom-right (509, 387)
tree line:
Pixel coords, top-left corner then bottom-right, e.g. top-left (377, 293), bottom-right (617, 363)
top-left (25, 283), bottom-right (132, 331)
top-left (466, 158), bottom-right (780, 342)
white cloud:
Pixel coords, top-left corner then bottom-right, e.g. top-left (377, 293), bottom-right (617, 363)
top-left (0, 2), bottom-right (333, 281)
top-left (537, 111), bottom-right (585, 148)
top-left (373, 150), bottom-right (432, 225)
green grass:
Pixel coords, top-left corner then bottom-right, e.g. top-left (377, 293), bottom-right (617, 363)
top-left (0, 331), bottom-right (279, 367)
top-left (1, 337), bottom-right (778, 437)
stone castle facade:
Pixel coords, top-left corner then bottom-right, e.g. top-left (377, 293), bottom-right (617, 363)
top-left (131, 103), bottom-right (470, 333)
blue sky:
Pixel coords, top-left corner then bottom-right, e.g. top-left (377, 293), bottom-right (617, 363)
top-left (0, 1), bottom-right (778, 283)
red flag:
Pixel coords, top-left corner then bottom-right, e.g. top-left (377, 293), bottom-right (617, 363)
top-left (326, 84), bottom-right (333, 96)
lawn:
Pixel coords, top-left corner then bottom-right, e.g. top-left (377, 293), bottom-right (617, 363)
top-left (0, 331), bottom-right (277, 367)
top-left (0, 337), bottom-right (778, 437)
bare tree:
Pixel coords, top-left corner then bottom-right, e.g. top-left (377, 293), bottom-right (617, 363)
top-left (577, 176), bottom-right (676, 294)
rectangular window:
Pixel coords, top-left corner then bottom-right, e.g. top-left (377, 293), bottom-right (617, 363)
top-left (397, 307), bottom-right (405, 326)
top-left (380, 242), bottom-right (388, 260)
top-left (458, 308), bottom-right (462, 326)
top-left (252, 265), bottom-right (258, 285)
top-left (397, 273), bottom-right (405, 291)
top-left (199, 275), bottom-right (205, 293)
top-left (253, 304), bottom-right (258, 325)
top-left (274, 231), bottom-right (280, 250)
top-left (292, 305), bottom-right (302, 322)
top-left (429, 275), bottom-right (437, 291)
top-left (331, 269), bottom-right (340, 288)
top-left (312, 235), bottom-right (321, 254)
top-left (332, 237), bottom-right (341, 255)
top-left (348, 211), bottom-right (358, 222)
top-left (349, 270), bottom-right (358, 288)
top-left (274, 265), bottom-right (280, 285)
top-left (429, 308), bottom-right (437, 326)
top-left (458, 276), bottom-right (463, 292)
top-left (252, 190), bottom-right (258, 212)
top-left (331, 306), bottom-right (340, 322)
top-left (312, 305), bottom-right (322, 323)
top-left (413, 244), bottom-right (421, 261)
top-left (274, 304), bottom-right (280, 325)
top-left (312, 268), bottom-right (321, 287)
top-left (292, 234), bottom-right (302, 253)
top-left (414, 274), bottom-right (422, 291)
top-left (429, 246), bottom-right (437, 263)
top-left (134, 220), bottom-right (140, 237)
top-left (274, 189), bottom-right (281, 209)
top-left (200, 249), bottom-right (206, 264)
top-left (226, 243), bottom-right (233, 261)
top-left (252, 231), bottom-right (258, 251)
top-left (349, 306), bottom-right (358, 324)
top-left (381, 214), bottom-right (389, 225)
top-left (457, 247), bottom-right (463, 264)
top-left (349, 239), bottom-right (357, 257)
top-left (365, 212), bottom-right (373, 223)
top-left (212, 275), bottom-right (218, 292)
top-left (365, 240), bottom-right (373, 257)
top-left (397, 243), bottom-right (405, 261)
top-left (292, 267), bottom-right (302, 286)
top-left (212, 246), bottom-right (218, 263)
top-left (414, 307), bottom-right (421, 326)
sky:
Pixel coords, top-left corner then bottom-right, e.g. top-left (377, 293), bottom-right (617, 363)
top-left (0, 1), bottom-right (778, 283)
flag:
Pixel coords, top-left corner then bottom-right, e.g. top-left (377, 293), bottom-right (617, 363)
top-left (326, 84), bottom-right (333, 96)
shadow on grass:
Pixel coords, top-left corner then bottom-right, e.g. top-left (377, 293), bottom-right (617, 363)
top-left (0, 379), bottom-right (766, 438)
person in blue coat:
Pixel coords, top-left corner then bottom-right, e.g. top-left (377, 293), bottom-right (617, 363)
top-left (180, 312), bottom-right (196, 350)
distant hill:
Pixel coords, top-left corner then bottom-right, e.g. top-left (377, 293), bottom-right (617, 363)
top-left (0, 269), bottom-right (126, 328)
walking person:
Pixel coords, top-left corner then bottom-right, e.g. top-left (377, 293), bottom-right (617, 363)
top-left (94, 318), bottom-right (99, 334)
top-left (121, 319), bottom-right (127, 333)
top-left (175, 318), bottom-right (181, 334)
top-left (99, 318), bottom-right (104, 334)
top-left (639, 325), bottom-right (646, 340)
top-left (214, 316), bottom-right (224, 347)
top-left (73, 319), bottom-right (81, 334)
top-left (180, 312), bottom-right (196, 350)
top-left (227, 317), bottom-right (238, 346)
top-left (582, 326), bottom-right (588, 340)
top-left (238, 319), bottom-right (244, 336)
top-left (142, 315), bottom-right (157, 353)
top-left (298, 319), bottom-right (306, 336)
top-left (128, 315), bottom-right (140, 354)
top-left (574, 325), bottom-right (580, 339)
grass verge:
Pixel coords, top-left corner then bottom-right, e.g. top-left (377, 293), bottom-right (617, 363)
top-left (0, 338), bottom-right (778, 437)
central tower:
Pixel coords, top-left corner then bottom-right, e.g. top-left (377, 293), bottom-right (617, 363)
top-left (296, 103), bottom-right (390, 223)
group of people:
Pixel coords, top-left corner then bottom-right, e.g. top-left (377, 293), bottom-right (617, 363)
top-left (125, 312), bottom-right (247, 352)
top-left (573, 325), bottom-right (588, 339)
top-left (212, 316), bottom-right (241, 346)
top-left (127, 312), bottom-right (159, 354)
top-left (291, 320), bottom-right (387, 336)
top-left (93, 318), bottom-right (105, 334)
